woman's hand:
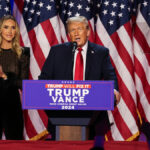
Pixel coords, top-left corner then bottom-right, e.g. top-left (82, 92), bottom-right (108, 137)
top-left (0, 65), bottom-right (7, 80)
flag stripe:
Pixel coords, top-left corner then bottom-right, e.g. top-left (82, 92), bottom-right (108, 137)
top-left (58, 16), bottom-right (68, 43)
top-left (23, 110), bottom-right (37, 138)
top-left (111, 33), bottom-right (134, 79)
top-left (23, 128), bottom-right (29, 140)
top-left (95, 32), bottom-right (104, 46)
top-left (136, 92), bottom-right (148, 122)
top-left (134, 25), bottom-right (150, 64)
top-left (38, 110), bottom-right (49, 127)
top-left (50, 16), bottom-right (63, 44)
top-left (28, 110), bottom-right (47, 133)
top-left (117, 23), bottom-right (133, 62)
top-left (107, 111), bottom-right (124, 140)
top-left (135, 74), bottom-right (150, 122)
top-left (34, 24), bottom-right (50, 58)
top-left (136, 12), bottom-right (150, 46)
top-left (28, 30), bottom-right (46, 69)
top-left (88, 19), bottom-right (95, 42)
top-left (116, 75), bottom-right (138, 120)
top-left (41, 19), bottom-right (59, 47)
top-left (134, 39), bottom-right (150, 84)
top-left (135, 57), bottom-right (150, 98)
top-left (112, 107), bottom-right (133, 139)
top-left (124, 22), bottom-right (132, 41)
top-left (14, 0), bottom-right (24, 13)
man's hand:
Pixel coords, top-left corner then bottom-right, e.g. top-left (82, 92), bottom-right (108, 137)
top-left (114, 89), bottom-right (121, 105)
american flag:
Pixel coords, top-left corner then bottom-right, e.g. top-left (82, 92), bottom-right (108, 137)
top-left (133, 0), bottom-right (150, 125)
top-left (95, 0), bottom-right (140, 140)
top-left (0, 0), bottom-right (11, 18)
top-left (12, 0), bottom-right (150, 141)
top-left (13, 0), bottom-right (50, 140)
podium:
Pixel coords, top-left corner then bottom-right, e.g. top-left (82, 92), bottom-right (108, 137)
top-left (23, 80), bottom-right (114, 141)
top-left (46, 110), bottom-right (110, 141)
top-left (46, 110), bottom-right (98, 140)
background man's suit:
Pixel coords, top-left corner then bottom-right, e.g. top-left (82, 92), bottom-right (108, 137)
top-left (39, 41), bottom-right (117, 86)
top-left (39, 41), bottom-right (118, 139)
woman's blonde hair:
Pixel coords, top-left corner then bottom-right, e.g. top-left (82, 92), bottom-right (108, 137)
top-left (0, 15), bottom-right (22, 57)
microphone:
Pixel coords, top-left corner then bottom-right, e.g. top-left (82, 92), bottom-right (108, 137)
top-left (72, 41), bottom-right (77, 54)
top-left (71, 42), bottom-right (77, 69)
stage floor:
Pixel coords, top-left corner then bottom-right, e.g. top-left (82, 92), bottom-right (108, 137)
top-left (0, 140), bottom-right (148, 150)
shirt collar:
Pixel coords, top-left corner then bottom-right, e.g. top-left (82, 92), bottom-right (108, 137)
top-left (77, 41), bottom-right (88, 53)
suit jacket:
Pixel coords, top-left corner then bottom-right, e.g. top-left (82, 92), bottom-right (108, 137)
top-left (39, 41), bottom-right (118, 89)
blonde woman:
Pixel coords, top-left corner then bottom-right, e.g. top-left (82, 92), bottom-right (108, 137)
top-left (0, 15), bottom-right (30, 139)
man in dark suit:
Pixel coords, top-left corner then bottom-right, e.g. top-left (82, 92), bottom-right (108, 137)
top-left (39, 16), bottom-right (120, 150)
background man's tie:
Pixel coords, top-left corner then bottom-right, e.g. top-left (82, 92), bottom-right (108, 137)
top-left (74, 47), bottom-right (83, 80)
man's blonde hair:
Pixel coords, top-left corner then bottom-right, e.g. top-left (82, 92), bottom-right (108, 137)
top-left (66, 16), bottom-right (89, 32)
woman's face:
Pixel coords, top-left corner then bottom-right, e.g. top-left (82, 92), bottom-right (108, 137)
top-left (1, 19), bottom-right (16, 43)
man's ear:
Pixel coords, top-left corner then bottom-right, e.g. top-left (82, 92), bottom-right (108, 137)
top-left (87, 28), bottom-right (91, 38)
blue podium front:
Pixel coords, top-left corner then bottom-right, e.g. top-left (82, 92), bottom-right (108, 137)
top-left (23, 80), bottom-right (114, 140)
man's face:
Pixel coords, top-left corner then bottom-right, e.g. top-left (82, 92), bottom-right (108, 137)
top-left (68, 21), bottom-right (90, 47)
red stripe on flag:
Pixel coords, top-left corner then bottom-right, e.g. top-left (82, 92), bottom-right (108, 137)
top-left (134, 57), bottom-right (150, 102)
top-left (106, 130), bottom-right (113, 141)
top-left (37, 110), bottom-right (48, 127)
top-left (136, 92), bottom-right (147, 122)
top-left (95, 32), bottom-right (104, 46)
top-left (124, 22), bottom-right (132, 41)
top-left (88, 22), bottom-right (95, 43)
top-left (111, 32), bottom-right (135, 80)
top-left (28, 30), bottom-right (46, 69)
top-left (134, 25), bottom-right (150, 65)
top-left (61, 37), bottom-right (65, 43)
top-left (23, 110), bottom-right (37, 138)
top-left (114, 69), bottom-right (138, 121)
top-left (67, 34), bottom-right (70, 41)
top-left (14, 0), bottom-right (24, 13)
top-left (112, 108), bottom-right (133, 140)
top-left (41, 20), bottom-right (59, 46)
top-left (29, 71), bottom-right (33, 80)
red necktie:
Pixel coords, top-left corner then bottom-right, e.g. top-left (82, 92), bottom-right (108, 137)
top-left (74, 47), bottom-right (83, 80)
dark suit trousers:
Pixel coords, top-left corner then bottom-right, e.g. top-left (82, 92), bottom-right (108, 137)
top-left (88, 111), bottom-right (110, 139)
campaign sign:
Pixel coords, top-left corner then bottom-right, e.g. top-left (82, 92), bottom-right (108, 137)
top-left (22, 80), bottom-right (114, 110)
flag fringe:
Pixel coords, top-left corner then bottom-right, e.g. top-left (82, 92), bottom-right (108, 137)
top-left (105, 131), bottom-right (140, 141)
top-left (29, 130), bottom-right (49, 141)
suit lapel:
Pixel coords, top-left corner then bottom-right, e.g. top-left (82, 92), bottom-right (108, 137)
top-left (67, 43), bottom-right (74, 80)
top-left (85, 42), bottom-right (95, 80)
